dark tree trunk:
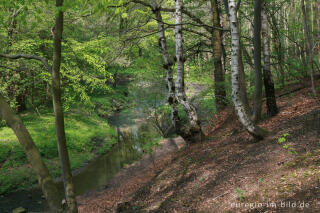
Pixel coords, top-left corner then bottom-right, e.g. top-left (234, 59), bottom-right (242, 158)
top-left (15, 92), bottom-right (27, 112)
top-left (210, 0), bottom-right (227, 111)
top-left (52, 0), bottom-right (78, 212)
top-left (252, 0), bottom-right (263, 122)
top-left (261, 3), bottom-right (278, 117)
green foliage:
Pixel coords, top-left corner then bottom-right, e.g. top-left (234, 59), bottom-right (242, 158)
top-left (235, 187), bottom-right (245, 202)
top-left (277, 133), bottom-right (297, 155)
top-left (278, 133), bottom-right (289, 144)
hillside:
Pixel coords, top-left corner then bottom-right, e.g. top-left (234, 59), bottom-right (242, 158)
top-left (74, 82), bottom-right (320, 213)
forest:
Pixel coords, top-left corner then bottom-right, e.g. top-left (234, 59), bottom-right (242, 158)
top-left (0, 0), bottom-right (319, 212)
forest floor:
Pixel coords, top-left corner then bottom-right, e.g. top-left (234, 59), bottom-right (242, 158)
top-left (77, 80), bottom-right (320, 213)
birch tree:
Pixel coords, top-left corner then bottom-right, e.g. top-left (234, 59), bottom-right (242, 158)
top-left (149, 0), bottom-right (181, 135)
top-left (228, 0), bottom-right (267, 140)
top-left (175, 0), bottom-right (203, 142)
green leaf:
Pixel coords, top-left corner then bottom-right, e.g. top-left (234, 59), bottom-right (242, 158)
top-left (278, 137), bottom-right (286, 144)
top-left (121, 12), bottom-right (128, 19)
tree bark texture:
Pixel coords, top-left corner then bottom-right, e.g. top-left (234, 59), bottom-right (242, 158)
top-left (150, 0), bottom-right (181, 134)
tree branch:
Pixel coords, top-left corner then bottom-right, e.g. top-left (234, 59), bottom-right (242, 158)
top-left (0, 54), bottom-right (51, 72)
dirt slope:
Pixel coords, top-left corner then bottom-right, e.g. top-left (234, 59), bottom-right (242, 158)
top-left (78, 85), bottom-right (320, 213)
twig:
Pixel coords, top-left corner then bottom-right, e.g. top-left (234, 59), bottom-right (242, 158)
top-left (212, 192), bottom-right (229, 201)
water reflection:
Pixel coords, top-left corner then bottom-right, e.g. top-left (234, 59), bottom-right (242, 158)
top-left (69, 120), bottom-right (160, 195)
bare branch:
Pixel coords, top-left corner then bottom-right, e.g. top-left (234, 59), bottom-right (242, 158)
top-left (182, 27), bottom-right (211, 39)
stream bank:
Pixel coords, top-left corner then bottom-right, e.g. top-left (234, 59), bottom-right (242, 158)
top-left (0, 106), bottom-right (174, 213)
top-left (78, 137), bottom-right (186, 213)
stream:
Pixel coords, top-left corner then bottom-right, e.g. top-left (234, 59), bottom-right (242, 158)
top-left (0, 109), bottom-right (161, 213)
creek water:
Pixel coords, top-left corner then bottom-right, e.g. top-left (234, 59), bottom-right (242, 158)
top-left (0, 109), bottom-right (161, 213)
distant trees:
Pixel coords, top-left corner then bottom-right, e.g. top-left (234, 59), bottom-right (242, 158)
top-left (301, 0), bottom-right (318, 97)
top-left (129, 0), bottom-right (320, 140)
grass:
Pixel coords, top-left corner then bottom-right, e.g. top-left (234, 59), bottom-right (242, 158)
top-left (0, 109), bottom-right (117, 194)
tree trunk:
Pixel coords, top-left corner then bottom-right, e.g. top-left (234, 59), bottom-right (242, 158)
top-left (0, 94), bottom-right (63, 212)
top-left (252, 0), bottom-right (263, 122)
top-left (302, 0), bottom-right (318, 96)
top-left (210, 0), bottom-right (227, 111)
top-left (224, 0), bottom-right (251, 114)
top-left (150, 0), bottom-right (181, 135)
top-left (228, 0), bottom-right (267, 140)
top-left (261, 3), bottom-right (278, 117)
top-left (52, 0), bottom-right (78, 212)
top-left (175, 0), bottom-right (203, 143)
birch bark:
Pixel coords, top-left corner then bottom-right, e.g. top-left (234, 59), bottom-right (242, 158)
top-left (228, 0), bottom-right (267, 140)
top-left (150, 0), bottom-right (181, 134)
top-left (175, 0), bottom-right (203, 142)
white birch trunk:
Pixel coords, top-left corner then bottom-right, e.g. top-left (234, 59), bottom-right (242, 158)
top-left (150, 0), bottom-right (181, 132)
top-left (175, 0), bottom-right (203, 142)
top-left (228, 0), bottom-right (267, 140)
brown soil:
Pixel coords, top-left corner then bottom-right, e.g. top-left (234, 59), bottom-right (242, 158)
top-left (78, 84), bottom-right (320, 213)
